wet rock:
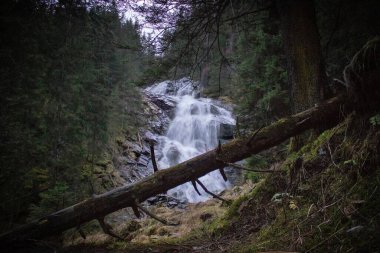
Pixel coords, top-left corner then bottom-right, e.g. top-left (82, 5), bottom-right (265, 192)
top-left (190, 104), bottom-right (200, 115)
top-left (166, 81), bottom-right (176, 94)
top-left (144, 131), bottom-right (158, 144)
top-left (224, 165), bottom-right (244, 185)
top-left (118, 165), bottom-right (133, 183)
top-left (136, 155), bottom-right (149, 166)
top-left (141, 93), bottom-right (171, 135)
top-left (122, 141), bottom-right (142, 154)
top-left (146, 194), bottom-right (187, 209)
top-left (146, 93), bottom-right (176, 112)
top-left (210, 104), bottom-right (220, 115)
top-left (142, 145), bottom-right (150, 155)
top-left (166, 146), bottom-right (181, 165)
top-left (210, 97), bottom-right (234, 111)
top-left (219, 123), bottom-right (235, 139)
top-left (136, 166), bottom-right (151, 178)
top-left (122, 150), bottom-right (136, 160)
top-left (116, 156), bottom-right (136, 166)
top-left (147, 111), bottom-right (171, 134)
top-left (150, 120), bottom-right (164, 134)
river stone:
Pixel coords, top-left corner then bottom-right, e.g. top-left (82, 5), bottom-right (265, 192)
top-left (142, 144), bottom-right (150, 155)
top-left (136, 166), bottom-right (151, 178)
top-left (210, 104), bottom-right (220, 115)
top-left (224, 165), bottom-right (244, 185)
top-left (118, 165), bottom-right (132, 182)
top-left (166, 81), bottom-right (176, 94)
top-left (219, 123), bottom-right (235, 139)
top-left (144, 131), bottom-right (158, 144)
top-left (123, 141), bottom-right (142, 154)
top-left (167, 109), bottom-right (176, 119)
top-left (149, 94), bottom-right (176, 111)
top-left (166, 146), bottom-right (181, 164)
top-left (146, 194), bottom-right (187, 209)
top-left (136, 154), bottom-right (150, 166)
top-left (190, 104), bottom-right (200, 115)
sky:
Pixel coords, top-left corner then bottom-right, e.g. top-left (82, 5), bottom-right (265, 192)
top-left (122, 1), bottom-right (158, 37)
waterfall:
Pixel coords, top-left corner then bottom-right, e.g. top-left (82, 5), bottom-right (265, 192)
top-left (145, 78), bottom-right (235, 202)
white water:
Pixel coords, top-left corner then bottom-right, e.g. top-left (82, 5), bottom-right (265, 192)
top-left (146, 78), bottom-right (235, 202)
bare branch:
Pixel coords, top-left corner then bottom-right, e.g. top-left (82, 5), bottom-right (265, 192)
top-left (195, 179), bottom-right (227, 202)
top-left (135, 202), bottom-right (179, 226)
top-left (97, 217), bottom-right (124, 240)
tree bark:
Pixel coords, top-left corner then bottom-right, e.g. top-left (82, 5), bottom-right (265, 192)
top-left (0, 94), bottom-right (351, 245)
top-left (278, 0), bottom-right (326, 112)
top-left (277, 0), bottom-right (327, 150)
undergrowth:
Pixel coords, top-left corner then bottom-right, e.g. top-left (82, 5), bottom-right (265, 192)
top-left (233, 113), bottom-right (380, 252)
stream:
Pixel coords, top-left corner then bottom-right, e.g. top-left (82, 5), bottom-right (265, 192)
top-left (145, 78), bottom-right (236, 202)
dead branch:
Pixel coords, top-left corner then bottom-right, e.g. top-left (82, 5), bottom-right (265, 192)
top-left (150, 141), bottom-right (159, 173)
top-left (97, 217), bottom-right (124, 240)
top-left (219, 168), bottom-right (228, 181)
top-left (192, 180), bottom-right (202, 196)
top-left (135, 202), bottom-right (179, 226)
top-left (195, 179), bottom-right (227, 202)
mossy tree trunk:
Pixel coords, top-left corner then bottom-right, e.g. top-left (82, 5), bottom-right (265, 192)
top-left (277, 0), bottom-right (327, 150)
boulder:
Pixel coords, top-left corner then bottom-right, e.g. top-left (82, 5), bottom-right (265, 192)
top-left (219, 123), bottom-right (235, 139)
top-left (166, 145), bottom-right (181, 165)
top-left (146, 194), bottom-right (187, 209)
top-left (122, 141), bottom-right (142, 154)
top-left (136, 154), bottom-right (150, 166)
top-left (190, 104), bottom-right (200, 115)
top-left (149, 94), bottom-right (176, 111)
top-left (210, 104), bottom-right (220, 115)
top-left (165, 81), bottom-right (176, 94)
top-left (144, 131), bottom-right (158, 144)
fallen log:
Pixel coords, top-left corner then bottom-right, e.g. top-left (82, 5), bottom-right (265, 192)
top-left (0, 94), bottom-right (352, 245)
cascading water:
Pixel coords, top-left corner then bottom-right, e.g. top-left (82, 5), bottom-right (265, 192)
top-left (145, 78), bottom-right (235, 202)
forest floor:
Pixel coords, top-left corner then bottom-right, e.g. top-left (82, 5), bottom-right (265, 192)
top-left (60, 113), bottom-right (380, 253)
top-left (61, 180), bottom-right (257, 252)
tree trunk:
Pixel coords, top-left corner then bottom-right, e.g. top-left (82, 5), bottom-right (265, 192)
top-left (277, 0), bottom-right (327, 150)
top-left (0, 94), bottom-right (351, 245)
top-left (200, 33), bottom-right (211, 92)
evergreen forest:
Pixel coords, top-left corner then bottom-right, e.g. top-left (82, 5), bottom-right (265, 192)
top-left (0, 0), bottom-right (379, 252)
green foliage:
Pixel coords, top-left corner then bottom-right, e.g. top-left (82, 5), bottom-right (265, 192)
top-left (0, 0), bottom-right (150, 229)
top-left (244, 155), bottom-right (269, 182)
top-left (232, 21), bottom-right (289, 130)
top-left (28, 182), bottom-right (69, 221)
top-left (369, 114), bottom-right (380, 126)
